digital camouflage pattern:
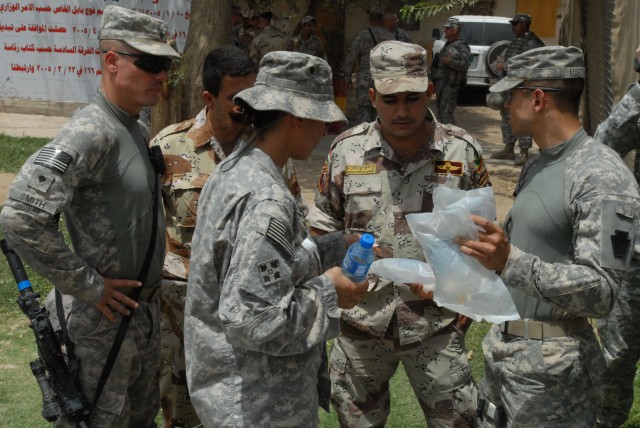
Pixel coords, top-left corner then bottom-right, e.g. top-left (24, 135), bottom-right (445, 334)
top-left (479, 128), bottom-right (640, 427)
top-left (594, 81), bottom-right (640, 427)
top-left (249, 24), bottom-right (289, 65)
top-left (149, 107), bottom-right (307, 427)
top-left (432, 38), bottom-right (471, 125)
top-left (341, 25), bottom-right (395, 123)
top-left (99, 5), bottom-right (181, 59)
top-left (0, 91), bottom-right (165, 427)
top-left (288, 34), bottom-right (328, 61)
top-left (307, 114), bottom-right (490, 426)
top-left (184, 146), bottom-right (341, 427)
top-left (495, 30), bottom-right (544, 150)
top-left (237, 51), bottom-right (345, 124)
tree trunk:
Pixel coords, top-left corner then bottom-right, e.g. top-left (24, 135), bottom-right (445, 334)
top-left (151, 0), bottom-right (232, 137)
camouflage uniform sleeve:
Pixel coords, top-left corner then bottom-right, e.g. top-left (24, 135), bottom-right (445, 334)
top-left (0, 114), bottom-right (114, 304)
top-left (341, 32), bottom-right (363, 76)
top-left (447, 40), bottom-right (471, 72)
top-left (594, 82), bottom-right (640, 159)
top-left (219, 198), bottom-right (340, 354)
top-left (501, 157), bottom-right (639, 318)
top-left (307, 144), bottom-right (347, 233)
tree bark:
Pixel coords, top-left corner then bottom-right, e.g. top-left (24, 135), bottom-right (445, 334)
top-left (151, 0), bottom-right (232, 137)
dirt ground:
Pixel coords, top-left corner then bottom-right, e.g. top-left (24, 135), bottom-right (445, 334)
top-left (0, 104), bottom-right (522, 222)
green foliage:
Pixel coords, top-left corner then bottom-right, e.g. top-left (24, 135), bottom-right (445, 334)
top-left (401, 0), bottom-right (479, 20)
top-left (0, 134), bottom-right (48, 173)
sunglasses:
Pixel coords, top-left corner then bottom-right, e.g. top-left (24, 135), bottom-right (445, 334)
top-left (102, 50), bottom-right (173, 74)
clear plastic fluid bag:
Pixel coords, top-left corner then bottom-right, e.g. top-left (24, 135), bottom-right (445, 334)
top-left (404, 187), bottom-right (520, 323)
top-left (368, 258), bottom-right (436, 291)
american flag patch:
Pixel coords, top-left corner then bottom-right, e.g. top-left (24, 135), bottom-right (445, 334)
top-left (34, 147), bottom-right (73, 173)
top-left (266, 217), bottom-right (294, 258)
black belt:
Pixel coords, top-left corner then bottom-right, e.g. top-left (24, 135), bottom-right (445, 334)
top-left (499, 318), bottom-right (590, 340)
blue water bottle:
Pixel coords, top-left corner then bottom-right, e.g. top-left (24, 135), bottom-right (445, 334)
top-left (341, 233), bottom-right (375, 282)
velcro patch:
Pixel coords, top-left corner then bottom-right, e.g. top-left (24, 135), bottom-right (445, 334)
top-left (257, 259), bottom-right (282, 286)
top-left (34, 147), bottom-right (73, 173)
top-left (345, 164), bottom-right (376, 175)
top-left (434, 160), bottom-right (463, 176)
top-left (266, 218), bottom-right (294, 258)
top-left (27, 170), bottom-right (55, 193)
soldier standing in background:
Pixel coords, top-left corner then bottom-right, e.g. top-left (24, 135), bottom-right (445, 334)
top-left (383, 10), bottom-right (411, 42)
top-left (149, 45), bottom-right (257, 428)
top-left (595, 44), bottom-right (640, 428)
top-left (340, 8), bottom-right (394, 124)
top-left (228, 4), bottom-right (244, 48)
top-left (289, 15), bottom-right (328, 61)
top-left (492, 13), bottom-right (544, 165)
top-left (431, 17), bottom-right (470, 125)
top-left (249, 11), bottom-right (289, 66)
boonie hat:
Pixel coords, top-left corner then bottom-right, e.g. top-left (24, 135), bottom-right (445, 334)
top-left (99, 5), bottom-right (180, 58)
top-left (444, 17), bottom-right (462, 28)
top-left (489, 46), bottom-right (585, 93)
top-left (509, 13), bottom-right (532, 25)
top-left (235, 51), bottom-right (346, 123)
top-left (301, 16), bottom-right (316, 25)
top-left (370, 41), bottom-right (429, 95)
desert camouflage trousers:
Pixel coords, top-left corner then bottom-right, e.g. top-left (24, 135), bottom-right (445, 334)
top-left (50, 293), bottom-right (161, 428)
top-left (500, 107), bottom-right (532, 150)
top-left (597, 264), bottom-right (640, 428)
top-left (478, 325), bottom-right (603, 427)
top-left (434, 79), bottom-right (462, 126)
top-left (159, 279), bottom-right (201, 428)
top-left (330, 319), bottom-right (477, 428)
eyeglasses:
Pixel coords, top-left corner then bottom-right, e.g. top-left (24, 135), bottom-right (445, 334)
top-left (101, 50), bottom-right (173, 74)
top-left (506, 86), bottom-right (564, 102)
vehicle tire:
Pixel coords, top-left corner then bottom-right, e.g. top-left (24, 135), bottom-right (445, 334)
top-left (485, 40), bottom-right (511, 77)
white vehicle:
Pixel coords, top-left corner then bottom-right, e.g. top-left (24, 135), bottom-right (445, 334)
top-left (432, 15), bottom-right (514, 87)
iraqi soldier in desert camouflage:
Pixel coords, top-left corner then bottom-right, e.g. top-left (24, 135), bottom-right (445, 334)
top-left (431, 17), bottom-right (470, 125)
top-left (340, 8), bottom-right (395, 124)
top-left (492, 13), bottom-right (545, 165)
top-left (308, 40), bottom-right (490, 428)
top-left (249, 11), bottom-right (289, 66)
top-left (288, 15), bottom-right (327, 61)
top-left (457, 46), bottom-right (640, 427)
top-left (0, 5), bottom-right (181, 427)
top-left (595, 44), bottom-right (640, 428)
top-left (184, 51), bottom-right (369, 428)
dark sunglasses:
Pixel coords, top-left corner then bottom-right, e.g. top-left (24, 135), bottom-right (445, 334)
top-left (102, 50), bottom-right (173, 74)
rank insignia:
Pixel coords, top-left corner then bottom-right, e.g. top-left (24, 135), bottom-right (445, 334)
top-left (611, 230), bottom-right (630, 258)
top-left (258, 259), bottom-right (282, 286)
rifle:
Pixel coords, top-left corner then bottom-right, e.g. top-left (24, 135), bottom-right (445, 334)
top-left (1, 239), bottom-right (91, 427)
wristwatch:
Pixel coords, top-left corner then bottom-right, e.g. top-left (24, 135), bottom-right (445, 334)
top-left (635, 58), bottom-right (640, 73)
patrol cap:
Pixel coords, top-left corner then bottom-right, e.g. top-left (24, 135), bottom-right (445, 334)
top-left (98, 5), bottom-right (180, 58)
top-left (509, 13), bottom-right (532, 25)
top-left (370, 41), bottom-right (428, 95)
top-left (489, 46), bottom-right (585, 93)
top-left (235, 51), bottom-right (346, 123)
top-left (368, 8), bottom-right (384, 20)
top-left (444, 17), bottom-right (462, 28)
top-left (301, 16), bottom-right (316, 25)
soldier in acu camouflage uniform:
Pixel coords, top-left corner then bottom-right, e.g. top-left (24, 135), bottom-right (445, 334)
top-left (340, 8), bottom-right (395, 124)
top-left (0, 5), bottom-right (180, 427)
top-left (456, 46), bottom-right (640, 428)
top-left (595, 44), bottom-right (640, 428)
top-left (249, 11), bottom-right (289, 66)
top-left (149, 45), bottom-right (257, 428)
top-left (307, 40), bottom-right (490, 428)
top-left (431, 17), bottom-right (470, 125)
top-left (492, 13), bottom-right (545, 166)
top-left (289, 15), bottom-right (328, 61)
top-left (184, 51), bottom-right (369, 428)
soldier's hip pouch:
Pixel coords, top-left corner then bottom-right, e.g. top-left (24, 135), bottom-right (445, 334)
top-left (499, 318), bottom-right (590, 340)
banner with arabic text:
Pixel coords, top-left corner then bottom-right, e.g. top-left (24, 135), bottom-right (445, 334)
top-left (0, 1), bottom-right (190, 104)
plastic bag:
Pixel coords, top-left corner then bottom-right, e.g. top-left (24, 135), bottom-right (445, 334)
top-left (368, 258), bottom-right (436, 291)
top-left (405, 187), bottom-right (520, 323)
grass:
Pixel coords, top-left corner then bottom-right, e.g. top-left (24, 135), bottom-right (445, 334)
top-left (1, 134), bottom-right (640, 427)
